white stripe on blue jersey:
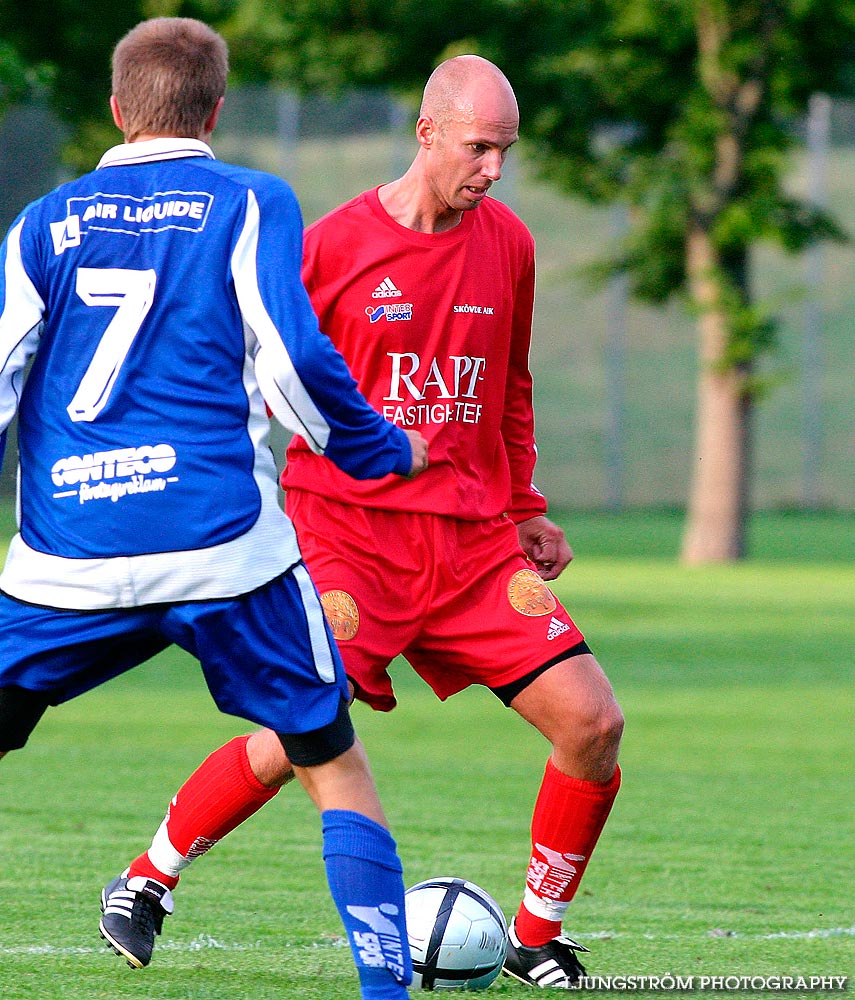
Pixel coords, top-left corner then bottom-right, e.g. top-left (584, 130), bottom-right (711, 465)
top-left (0, 220), bottom-right (44, 434)
top-left (232, 188), bottom-right (329, 453)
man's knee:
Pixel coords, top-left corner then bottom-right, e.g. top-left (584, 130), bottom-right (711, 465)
top-left (247, 728), bottom-right (296, 787)
top-left (0, 686), bottom-right (52, 751)
top-left (572, 678), bottom-right (624, 751)
top-left (511, 652), bottom-right (624, 762)
top-left (598, 697), bottom-right (625, 752)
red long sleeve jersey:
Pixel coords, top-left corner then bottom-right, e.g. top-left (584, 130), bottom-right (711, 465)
top-left (282, 187), bottom-right (548, 522)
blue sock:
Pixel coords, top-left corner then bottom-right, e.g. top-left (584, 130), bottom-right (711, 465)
top-left (322, 809), bottom-right (412, 999)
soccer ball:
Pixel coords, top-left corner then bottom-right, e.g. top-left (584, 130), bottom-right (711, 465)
top-left (405, 877), bottom-right (508, 991)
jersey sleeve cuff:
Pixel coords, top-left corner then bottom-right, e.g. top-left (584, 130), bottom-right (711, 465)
top-left (508, 503), bottom-right (548, 525)
top-left (390, 428), bottom-right (414, 477)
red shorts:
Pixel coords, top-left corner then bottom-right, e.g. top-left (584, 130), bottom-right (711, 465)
top-left (286, 490), bottom-right (586, 711)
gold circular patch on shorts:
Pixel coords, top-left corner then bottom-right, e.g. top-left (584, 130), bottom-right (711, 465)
top-left (507, 568), bottom-right (557, 617)
top-left (321, 590), bottom-right (360, 641)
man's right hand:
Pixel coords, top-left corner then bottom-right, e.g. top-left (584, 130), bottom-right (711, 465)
top-left (403, 429), bottom-right (429, 478)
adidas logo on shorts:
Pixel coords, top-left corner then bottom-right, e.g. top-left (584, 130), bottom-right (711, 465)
top-left (546, 616), bottom-right (571, 640)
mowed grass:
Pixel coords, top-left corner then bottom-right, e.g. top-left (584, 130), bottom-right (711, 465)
top-left (0, 510), bottom-right (852, 999)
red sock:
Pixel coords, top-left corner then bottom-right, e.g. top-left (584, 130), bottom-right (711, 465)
top-left (514, 759), bottom-right (621, 947)
top-left (128, 734), bottom-right (280, 889)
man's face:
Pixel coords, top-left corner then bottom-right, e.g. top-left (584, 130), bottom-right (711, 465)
top-left (425, 97), bottom-right (519, 215)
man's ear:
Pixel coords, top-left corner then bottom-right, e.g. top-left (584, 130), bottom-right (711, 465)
top-left (109, 95), bottom-right (124, 132)
top-left (415, 115), bottom-right (435, 149)
top-left (202, 97), bottom-right (225, 138)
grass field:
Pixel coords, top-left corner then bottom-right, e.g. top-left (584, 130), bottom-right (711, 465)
top-left (0, 510), bottom-right (852, 999)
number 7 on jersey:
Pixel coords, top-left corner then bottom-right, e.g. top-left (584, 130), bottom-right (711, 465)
top-left (68, 267), bottom-right (157, 423)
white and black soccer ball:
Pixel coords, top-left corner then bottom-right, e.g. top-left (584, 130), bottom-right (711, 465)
top-left (405, 876), bottom-right (508, 991)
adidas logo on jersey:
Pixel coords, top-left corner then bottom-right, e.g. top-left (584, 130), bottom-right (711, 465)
top-left (547, 616), bottom-right (571, 640)
top-left (372, 276), bottom-right (403, 298)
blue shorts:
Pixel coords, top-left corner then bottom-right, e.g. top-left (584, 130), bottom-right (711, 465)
top-left (0, 564), bottom-right (350, 735)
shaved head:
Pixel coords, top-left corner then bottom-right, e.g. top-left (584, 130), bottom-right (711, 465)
top-left (378, 54), bottom-right (519, 231)
top-left (420, 55), bottom-right (518, 132)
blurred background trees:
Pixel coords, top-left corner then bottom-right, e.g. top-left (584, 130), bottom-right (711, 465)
top-left (2, 0), bottom-right (855, 561)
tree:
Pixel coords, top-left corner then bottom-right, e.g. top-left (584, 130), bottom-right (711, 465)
top-left (0, 0), bottom-right (144, 170)
top-left (207, 0), bottom-right (855, 562)
top-left (0, 34), bottom-right (52, 121)
top-left (4, 0), bottom-right (855, 559)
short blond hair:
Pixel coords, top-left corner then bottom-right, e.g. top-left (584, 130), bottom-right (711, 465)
top-left (111, 18), bottom-right (228, 142)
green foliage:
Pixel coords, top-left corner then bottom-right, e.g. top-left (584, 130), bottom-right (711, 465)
top-left (0, 0), bottom-right (146, 170)
top-left (203, 0), bottom-right (855, 368)
top-left (0, 40), bottom-right (48, 119)
top-left (4, 0), bottom-right (855, 366)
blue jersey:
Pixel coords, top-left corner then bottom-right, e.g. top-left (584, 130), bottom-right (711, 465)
top-left (0, 138), bottom-right (411, 610)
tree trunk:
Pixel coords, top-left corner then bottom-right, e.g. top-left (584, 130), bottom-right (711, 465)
top-left (681, 227), bottom-right (753, 563)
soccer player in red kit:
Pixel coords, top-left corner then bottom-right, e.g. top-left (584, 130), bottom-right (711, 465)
top-left (104, 54), bottom-right (624, 988)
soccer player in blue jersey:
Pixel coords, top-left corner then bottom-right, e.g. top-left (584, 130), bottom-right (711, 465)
top-left (0, 17), bottom-right (427, 999)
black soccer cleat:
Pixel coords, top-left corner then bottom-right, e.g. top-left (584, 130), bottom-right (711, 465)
top-left (502, 917), bottom-right (590, 988)
top-left (99, 872), bottom-right (174, 968)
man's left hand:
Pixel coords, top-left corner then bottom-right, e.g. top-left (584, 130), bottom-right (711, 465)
top-left (516, 515), bottom-right (573, 581)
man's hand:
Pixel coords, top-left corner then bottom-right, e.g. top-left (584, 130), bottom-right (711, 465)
top-left (403, 429), bottom-right (429, 478)
top-left (517, 515), bottom-right (573, 580)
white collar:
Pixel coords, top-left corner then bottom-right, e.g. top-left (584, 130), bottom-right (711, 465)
top-left (97, 137), bottom-right (215, 170)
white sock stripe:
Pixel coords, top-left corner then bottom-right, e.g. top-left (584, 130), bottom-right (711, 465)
top-left (522, 885), bottom-right (571, 922)
top-left (148, 816), bottom-right (191, 877)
